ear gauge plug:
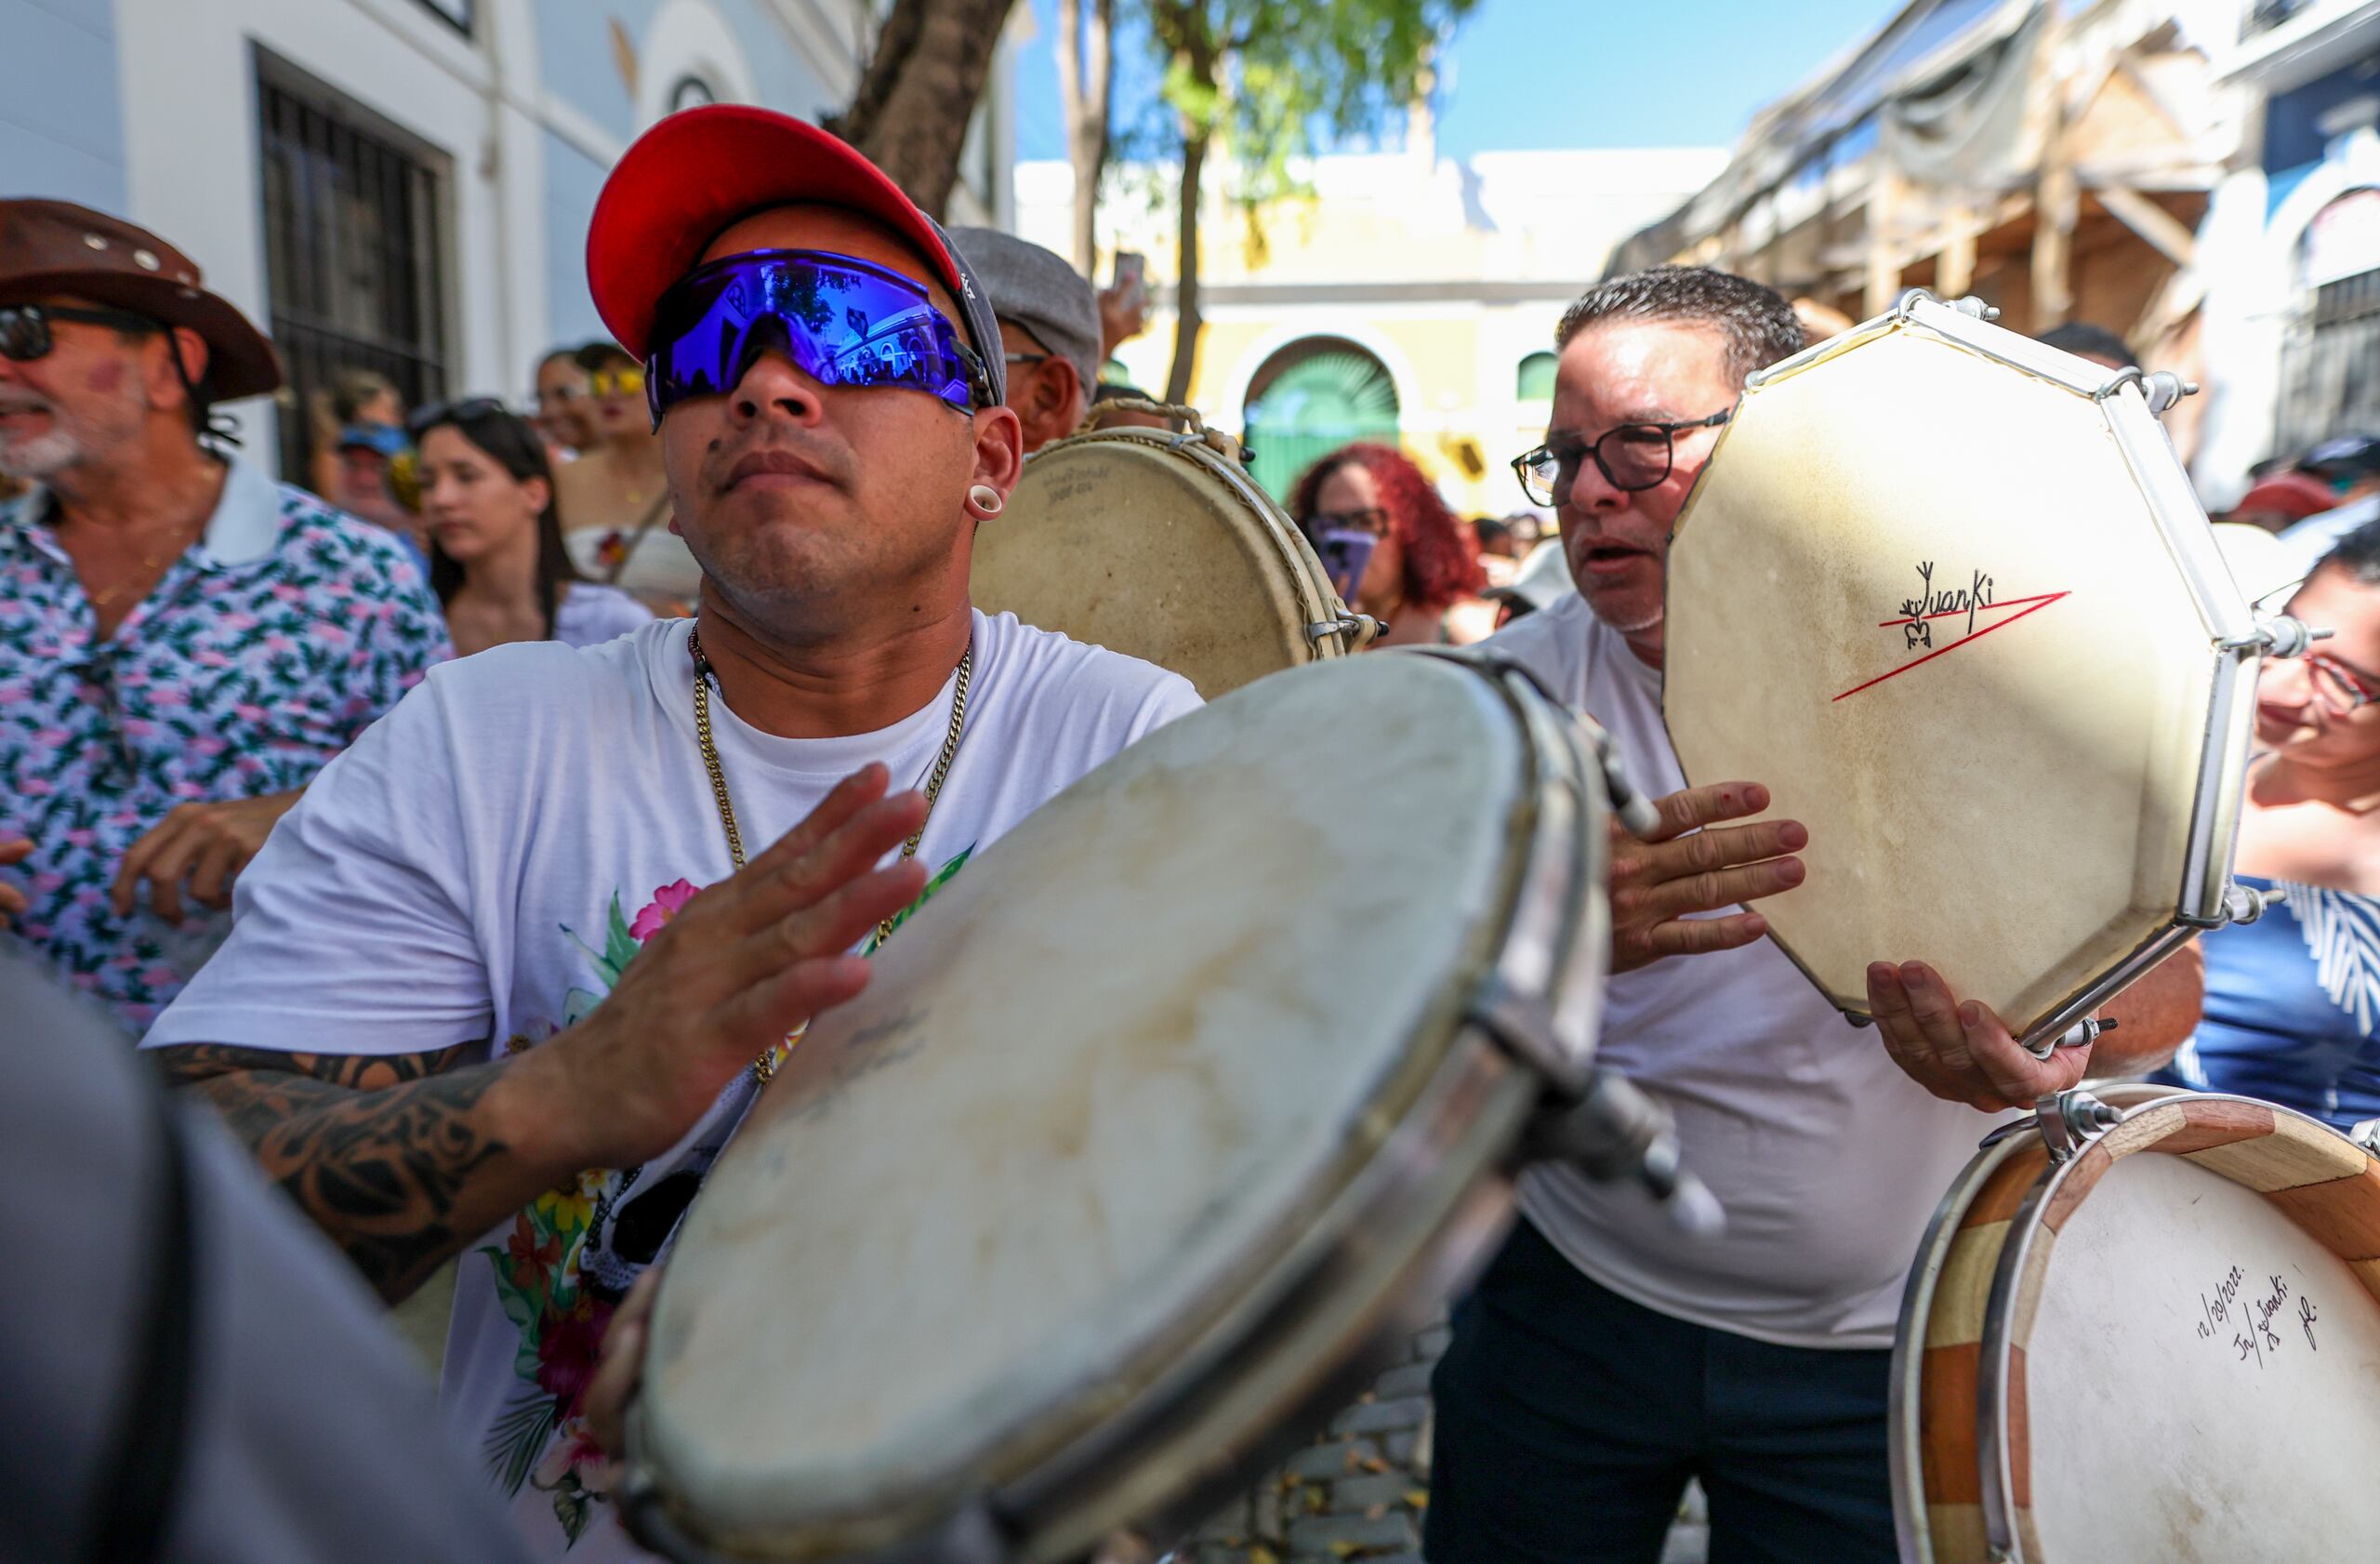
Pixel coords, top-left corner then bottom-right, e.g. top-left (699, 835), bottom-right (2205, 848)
top-left (968, 484), bottom-right (1004, 516)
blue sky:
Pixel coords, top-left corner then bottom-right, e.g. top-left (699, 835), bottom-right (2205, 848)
top-left (1012, 0), bottom-right (1904, 162)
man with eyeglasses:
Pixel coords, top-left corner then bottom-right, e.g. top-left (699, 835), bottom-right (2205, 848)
top-left (139, 107), bottom-right (1199, 1560)
top-left (949, 226), bottom-right (1104, 454)
top-left (0, 199), bottom-right (450, 1034)
top-left (1427, 267), bottom-right (2205, 1563)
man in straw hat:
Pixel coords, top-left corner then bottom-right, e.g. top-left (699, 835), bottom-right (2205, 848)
top-left (0, 200), bottom-right (449, 1031)
top-left (142, 107), bottom-right (1198, 1558)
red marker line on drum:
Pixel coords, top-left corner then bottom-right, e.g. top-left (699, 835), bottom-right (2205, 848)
top-left (1834, 590), bottom-right (2071, 702)
top-left (1874, 590), bottom-right (2069, 630)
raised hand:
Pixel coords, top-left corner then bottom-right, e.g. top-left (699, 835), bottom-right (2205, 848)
top-left (541, 762), bottom-right (930, 1170)
top-left (1608, 781), bottom-right (1806, 973)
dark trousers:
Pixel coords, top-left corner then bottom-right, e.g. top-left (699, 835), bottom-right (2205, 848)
top-left (1424, 1219), bottom-right (1896, 1564)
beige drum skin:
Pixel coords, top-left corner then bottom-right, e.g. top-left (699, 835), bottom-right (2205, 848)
top-left (621, 652), bottom-right (1613, 1562)
top-left (972, 422), bottom-right (1361, 697)
top-left (1892, 1091), bottom-right (2380, 1563)
top-left (1662, 295), bottom-right (2261, 1048)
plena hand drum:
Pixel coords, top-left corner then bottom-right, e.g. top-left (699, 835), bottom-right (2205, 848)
top-left (1661, 291), bottom-right (2292, 1050)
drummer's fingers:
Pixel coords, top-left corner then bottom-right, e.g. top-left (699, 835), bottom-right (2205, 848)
top-left (724, 861), bottom-right (928, 1017)
top-left (586, 1269), bottom-right (663, 1457)
top-left (1617, 816), bottom-right (1805, 891)
top-left (1637, 781), bottom-right (1773, 843)
top-left (1627, 910), bottom-right (1769, 965)
top-left (736, 791), bottom-right (928, 928)
top-left (1962, 1002), bottom-right (2090, 1107)
top-left (1633, 854), bottom-right (1805, 922)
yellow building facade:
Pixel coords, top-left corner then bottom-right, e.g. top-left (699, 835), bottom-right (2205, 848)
top-left (1014, 142), bottom-right (1726, 516)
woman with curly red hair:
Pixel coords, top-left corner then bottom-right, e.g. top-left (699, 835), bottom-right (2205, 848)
top-left (1291, 443), bottom-right (1493, 646)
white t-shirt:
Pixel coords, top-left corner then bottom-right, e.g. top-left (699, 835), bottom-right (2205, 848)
top-left (145, 612), bottom-right (1200, 1560)
top-left (552, 581), bottom-right (655, 648)
top-left (1487, 593), bottom-right (1983, 1349)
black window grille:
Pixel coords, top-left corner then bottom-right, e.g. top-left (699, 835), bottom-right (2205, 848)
top-left (2278, 266), bottom-right (2380, 457)
top-left (256, 65), bottom-right (449, 485)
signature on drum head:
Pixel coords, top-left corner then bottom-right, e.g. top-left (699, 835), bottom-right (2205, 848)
top-left (2192, 1262), bottom-right (2320, 1366)
top-left (1833, 560), bottom-right (2071, 703)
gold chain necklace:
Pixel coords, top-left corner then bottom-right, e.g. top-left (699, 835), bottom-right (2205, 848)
top-left (686, 628), bottom-right (972, 1084)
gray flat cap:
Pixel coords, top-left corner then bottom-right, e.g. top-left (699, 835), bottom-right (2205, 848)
top-left (947, 227), bottom-right (1103, 397)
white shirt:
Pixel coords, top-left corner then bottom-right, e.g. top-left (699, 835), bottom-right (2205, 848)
top-left (145, 611), bottom-right (1200, 1559)
top-left (552, 581), bottom-right (655, 648)
top-left (1487, 593), bottom-right (1983, 1349)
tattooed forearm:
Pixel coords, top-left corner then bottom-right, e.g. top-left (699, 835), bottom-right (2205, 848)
top-left (152, 1042), bottom-right (562, 1303)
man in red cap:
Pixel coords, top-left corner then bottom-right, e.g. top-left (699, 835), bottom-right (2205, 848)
top-left (145, 108), bottom-right (1199, 1558)
top-left (0, 200), bottom-right (450, 1031)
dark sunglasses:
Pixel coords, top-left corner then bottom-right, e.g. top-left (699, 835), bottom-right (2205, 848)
top-left (0, 302), bottom-right (167, 362)
top-left (404, 396), bottom-right (511, 439)
top-left (643, 249), bottom-right (992, 425)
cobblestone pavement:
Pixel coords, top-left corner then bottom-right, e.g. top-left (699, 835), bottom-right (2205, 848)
top-left (1174, 1319), bottom-right (1707, 1564)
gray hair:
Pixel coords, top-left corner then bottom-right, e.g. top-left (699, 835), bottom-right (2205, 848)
top-left (1556, 266), bottom-right (1805, 389)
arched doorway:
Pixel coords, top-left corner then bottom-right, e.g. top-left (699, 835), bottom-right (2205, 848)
top-left (1240, 337), bottom-right (1400, 502)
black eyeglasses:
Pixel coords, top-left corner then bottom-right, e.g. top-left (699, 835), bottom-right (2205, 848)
top-left (0, 303), bottom-right (166, 363)
top-left (405, 396), bottom-right (511, 438)
top-left (1513, 409), bottom-right (1731, 504)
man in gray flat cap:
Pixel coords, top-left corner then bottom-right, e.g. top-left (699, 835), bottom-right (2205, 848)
top-left (949, 227), bottom-right (1103, 454)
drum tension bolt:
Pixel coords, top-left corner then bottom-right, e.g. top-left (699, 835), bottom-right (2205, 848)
top-left (2222, 881), bottom-right (2286, 926)
top-left (2223, 616), bottom-right (2333, 659)
top-left (2023, 1014), bottom-right (2116, 1062)
top-left (2035, 1088), bottom-right (2121, 1165)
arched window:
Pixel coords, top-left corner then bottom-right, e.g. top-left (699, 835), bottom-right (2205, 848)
top-left (1240, 338), bottom-right (1400, 500)
top-left (1516, 351), bottom-right (1557, 404)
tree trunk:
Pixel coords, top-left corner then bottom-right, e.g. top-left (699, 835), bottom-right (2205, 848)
top-left (826, 0), bottom-right (1020, 219)
top-left (1163, 126), bottom-right (1206, 404)
top-left (1055, 0), bottom-right (1114, 276)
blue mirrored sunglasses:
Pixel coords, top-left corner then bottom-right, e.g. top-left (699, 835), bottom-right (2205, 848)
top-left (643, 249), bottom-right (991, 424)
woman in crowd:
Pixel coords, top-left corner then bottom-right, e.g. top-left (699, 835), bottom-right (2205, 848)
top-left (530, 346), bottom-right (596, 459)
top-left (1292, 443), bottom-right (1491, 646)
top-left (554, 340), bottom-right (702, 615)
top-left (413, 400), bottom-right (652, 655)
top-left (2159, 521), bottom-right (2380, 1125)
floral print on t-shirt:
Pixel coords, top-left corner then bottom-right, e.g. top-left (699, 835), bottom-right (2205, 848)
top-left (481, 850), bottom-right (974, 1548)
top-left (0, 482), bottom-right (449, 1030)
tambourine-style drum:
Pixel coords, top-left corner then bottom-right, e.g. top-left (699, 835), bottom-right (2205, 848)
top-left (1893, 1087), bottom-right (2380, 1562)
top-left (972, 410), bottom-right (1369, 697)
top-left (619, 653), bottom-right (1689, 1562)
top-left (1662, 292), bottom-right (2312, 1051)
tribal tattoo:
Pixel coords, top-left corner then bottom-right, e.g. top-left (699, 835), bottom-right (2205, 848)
top-left (152, 1042), bottom-right (515, 1301)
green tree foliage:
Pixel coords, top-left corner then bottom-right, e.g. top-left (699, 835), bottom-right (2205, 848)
top-left (1140, 0), bottom-right (1476, 401)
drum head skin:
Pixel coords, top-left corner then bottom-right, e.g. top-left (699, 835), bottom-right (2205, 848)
top-left (972, 428), bottom-right (1346, 697)
top-left (1897, 1093), bottom-right (2380, 1562)
top-left (1663, 307), bottom-right (2253, 1040)
top-left (631, 656), bottom-right (1563, 1559)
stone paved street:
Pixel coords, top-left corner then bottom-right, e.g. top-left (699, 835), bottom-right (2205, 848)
top-left (1176, 1318), bottom-right (1707, 1564)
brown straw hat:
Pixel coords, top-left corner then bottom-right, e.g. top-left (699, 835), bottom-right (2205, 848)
top-left (0, 198), bottom-right (281, 401)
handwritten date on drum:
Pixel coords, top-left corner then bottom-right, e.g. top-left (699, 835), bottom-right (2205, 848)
top-left (2195, 1264), bottom-right (2320, 1366)
top-left (1897, 562), bottom-right (1995, 650)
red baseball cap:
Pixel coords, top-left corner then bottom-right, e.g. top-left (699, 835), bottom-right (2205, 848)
top-left (584, 105), bottom-right (1002, 402)
top-left (2234, 470), bottom-right (2339, 523)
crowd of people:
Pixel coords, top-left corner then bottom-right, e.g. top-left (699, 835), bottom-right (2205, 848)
top-left (6, 99), bottom-right (2380, 1564)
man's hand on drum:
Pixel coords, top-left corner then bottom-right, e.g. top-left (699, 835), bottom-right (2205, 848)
top-left (1867, 962), bottom-right (2089, 1111)
top-left (534, 763), bottom-right (931, 1171)
top-left (1608, 781), bottom-right (1806, 974)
